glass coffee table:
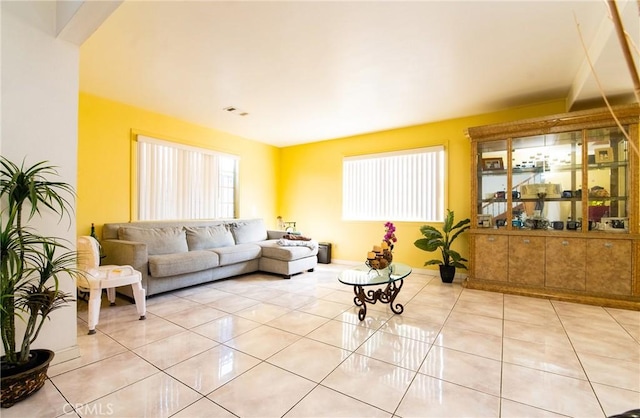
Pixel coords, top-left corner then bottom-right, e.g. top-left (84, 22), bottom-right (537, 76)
top-left (338, 263), bottom-right (412, 321)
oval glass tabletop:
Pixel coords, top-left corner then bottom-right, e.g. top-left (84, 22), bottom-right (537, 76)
top-left (338, 262), bottom-right (412, 286)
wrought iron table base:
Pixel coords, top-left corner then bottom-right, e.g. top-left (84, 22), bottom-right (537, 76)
top-left (352, 279), bottom-right (404, 321)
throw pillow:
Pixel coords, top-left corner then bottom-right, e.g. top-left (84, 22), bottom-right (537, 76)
top-left (184, 225), bottom-right (235, 250)
top-left (118, 226), bottom-right (188, 255)
top-left (229, 219), bottom-right (268, 244)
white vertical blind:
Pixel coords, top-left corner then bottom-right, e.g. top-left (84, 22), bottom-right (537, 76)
top-left (137, 135), bottom-right (238, 220)
top-left (342, 146), bottom-right (445, 222)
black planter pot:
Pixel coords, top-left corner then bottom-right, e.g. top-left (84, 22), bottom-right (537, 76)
top-left (439, 265), bottom-right (456, 283)
top-left (1, 349), bottom-right (55, 408)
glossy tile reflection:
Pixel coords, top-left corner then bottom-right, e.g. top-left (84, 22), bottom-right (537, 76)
top-left (10, 264), bottom-right (637, 418)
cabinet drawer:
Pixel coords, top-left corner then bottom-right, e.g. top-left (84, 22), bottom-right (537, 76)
top-left (586, 239), bottom-right (632, 295)
top-left (545, 238), bottom-right (586, 291)
top-left (473, 235), bottom-right (508, 281)
top-left (509, 236), bottom-right (545, 286)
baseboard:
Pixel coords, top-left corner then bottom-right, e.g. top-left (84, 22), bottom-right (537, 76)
top-left (51, 345), bottom-right (81, 366)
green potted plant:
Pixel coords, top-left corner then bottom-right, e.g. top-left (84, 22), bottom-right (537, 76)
top-left (414, 209), bottom-right (470, 283)
top-left (0, 157), bottom-right (78, 408)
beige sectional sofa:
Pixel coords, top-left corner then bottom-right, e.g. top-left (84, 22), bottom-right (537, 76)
top-left (101, 218), bottom-right (318, 297)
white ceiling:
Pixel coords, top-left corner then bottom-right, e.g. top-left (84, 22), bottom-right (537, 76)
top-left (79, 1), bottom-right (639, 147)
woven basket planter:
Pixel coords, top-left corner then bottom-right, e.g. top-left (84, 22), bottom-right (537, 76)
top-left (1, 349), bottom-right (55, 408)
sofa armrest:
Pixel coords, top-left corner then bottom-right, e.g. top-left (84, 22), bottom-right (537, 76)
top-left (267, 230), bottom-right (286, 240)
top-left (102, 239), bottom-right (149, 275)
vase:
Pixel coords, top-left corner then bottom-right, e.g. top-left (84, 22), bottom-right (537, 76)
top-left (382, 249), bottom-right (393, 265)
top-left (1, 349), bottom-right (55, 408)
top-left (439, 265), bottom-right (456, 283)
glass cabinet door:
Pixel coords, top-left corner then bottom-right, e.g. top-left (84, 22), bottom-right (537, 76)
top-left (586, 126), bottom-right (630, 232)
top-left (511, 131), bottom-right (583, 231)
top-left (476, 140), bottom-right (508, 228)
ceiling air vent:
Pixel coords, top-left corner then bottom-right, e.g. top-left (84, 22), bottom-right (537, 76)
top-left (223, 106), bottom-right (249, 117)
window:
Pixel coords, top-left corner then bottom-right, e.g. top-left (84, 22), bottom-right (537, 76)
top-left (342, 146), bottom-right (445, 222)
top-left (136, 135), bottom-right (238, 221)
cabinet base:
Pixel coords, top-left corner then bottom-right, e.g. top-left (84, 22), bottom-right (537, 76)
top-left (463, 278), bottom-right (640, 311)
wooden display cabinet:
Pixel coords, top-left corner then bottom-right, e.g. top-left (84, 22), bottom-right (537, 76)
top-left (466, 104), bottom-right (639, 310)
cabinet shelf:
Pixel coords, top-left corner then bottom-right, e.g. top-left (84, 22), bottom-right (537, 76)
top-left (481, 162), bottom-right (628, 176)
top-left (479, 196), bottom-right (628, 203)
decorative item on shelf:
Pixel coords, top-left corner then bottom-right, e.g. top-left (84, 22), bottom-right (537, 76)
top-left (588, 186), bottom-right (611, 221)
top-left (601, 217), bottom-right (629, 232)
top-left (414, 209), bottom-right (470, 283)
top-left (594, 147), bottom-right (613, 163)
top-left (481, 157), bottom-right (504, 171)
top-left (589, 186), bottom-right (610, 198)
top-left (520, 183), bottom-right (562, 199)
top-left (511, 209), bottom-right (525, 228)
top-left (567, 219), bottom-right (582, 230)
top-left (0, 157), bottom-right (79, 408)
top-left (477, 214), bottom-right (492, 228)
top-left (525, 218), bottom-right (550, 230)
top-left (535, 192), bottom-right (546, 211)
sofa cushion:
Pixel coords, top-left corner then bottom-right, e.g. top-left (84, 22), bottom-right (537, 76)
top-left (229, 219), bottom-right (267, 244)
top-left (258, 240), bottom-right (319, 261)
top-left (118, 226), bottom-right (188, 256)
top-left (210, 243), bottom-right (262, 266)
top-left (185, 225), bottom-right (235, 250)
top-left (148, 251), bottom-right (219, 277)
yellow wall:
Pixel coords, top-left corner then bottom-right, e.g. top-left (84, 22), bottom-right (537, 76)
top-left (279, 100), bottom-right (567, 270)
top-left (78, 92), bottom-right (566, 272)
top-left (77, 93), bottom-right (280, 238)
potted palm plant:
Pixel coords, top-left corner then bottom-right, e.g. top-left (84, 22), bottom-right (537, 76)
top-left (0, 157), bottom-right (78, 408)
top-left (414, 209), bottom-right (470, 283)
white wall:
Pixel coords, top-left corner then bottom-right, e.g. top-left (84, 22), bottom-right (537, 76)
top-left (1, 1), bottom-right (80, 363)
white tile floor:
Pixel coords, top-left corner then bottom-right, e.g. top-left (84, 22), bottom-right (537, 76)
top-left (4, 264), bottom-right (639, 417)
